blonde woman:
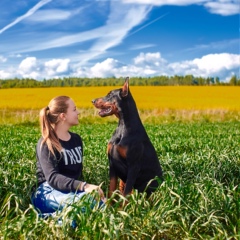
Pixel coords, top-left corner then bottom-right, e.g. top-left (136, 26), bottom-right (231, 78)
top-left (31, 96), bottom-right (105, 217)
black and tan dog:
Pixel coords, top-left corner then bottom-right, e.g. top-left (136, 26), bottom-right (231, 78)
top-left (92, 77), bottom-right (163, 197)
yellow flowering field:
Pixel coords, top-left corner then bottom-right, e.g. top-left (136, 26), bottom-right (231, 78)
top-left (0, 86), bottom-right (239, 111)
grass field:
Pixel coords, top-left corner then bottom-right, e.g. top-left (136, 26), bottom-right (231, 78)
top-left (0, 122), bottom-right (239, 239)
top-left (0, 86), bottom-right (239, 239)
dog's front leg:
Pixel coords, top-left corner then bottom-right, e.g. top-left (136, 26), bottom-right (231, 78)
top-left (123, 166), bottom-right (140, 196)
top-left (123, 144), bottom-right (143, 196)
top-left (109, 163), bottom-right (118, 198)
top-left (109, 175), bottom-right (118, 197)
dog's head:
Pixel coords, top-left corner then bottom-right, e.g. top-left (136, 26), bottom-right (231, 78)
top-left (92, 77), bottom-right (129, 118)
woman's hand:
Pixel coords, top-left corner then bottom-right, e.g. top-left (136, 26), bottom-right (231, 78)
top-left (83, 183), bottom-right (106, 202)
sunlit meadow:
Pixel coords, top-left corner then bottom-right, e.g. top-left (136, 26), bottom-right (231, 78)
top-left (1, 86), bottom-right (240, 110)
top-left (0, 86), bottom-right (240, 124)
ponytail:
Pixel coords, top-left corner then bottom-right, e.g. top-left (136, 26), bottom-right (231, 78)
top-left (39, 96), bottom-right (70, 156)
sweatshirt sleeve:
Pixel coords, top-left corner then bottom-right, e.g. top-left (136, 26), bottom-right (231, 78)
top-left (36, 140), bottom-right (83, 192)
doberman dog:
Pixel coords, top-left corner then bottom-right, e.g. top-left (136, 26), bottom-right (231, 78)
top-left (92, 77), bottom-right (163, 197)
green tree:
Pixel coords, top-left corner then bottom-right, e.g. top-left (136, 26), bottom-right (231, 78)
top-left (229, 75), bottom-right (237, 86)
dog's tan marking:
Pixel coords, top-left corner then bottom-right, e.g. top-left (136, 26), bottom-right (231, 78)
top-left (107, 143), bottom-right (112, 154)
top-left (119, 180), bottom-right (125, 194)
top-left (109, 177), bottom-right (118, 198)
top-left (116, 145), bottom-right (127, 159)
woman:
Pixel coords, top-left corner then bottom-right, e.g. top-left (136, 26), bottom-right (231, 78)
top-left (31, 95), bottom-right (105, 216)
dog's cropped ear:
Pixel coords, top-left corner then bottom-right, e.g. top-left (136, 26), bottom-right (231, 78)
top-left (121, 77), bottom-right (129, 97)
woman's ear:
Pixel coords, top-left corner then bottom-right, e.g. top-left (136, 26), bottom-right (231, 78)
top-left (59, 113), bottom-right (66, 121)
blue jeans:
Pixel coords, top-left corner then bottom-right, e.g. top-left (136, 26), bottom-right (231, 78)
top-left (31, 182), bottom-right (90, 215)
top-left (31, 182), bottom-right (105, 228)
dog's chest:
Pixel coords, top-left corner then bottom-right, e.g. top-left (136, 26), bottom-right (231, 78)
top-left (108, 139), bottom-right (127, 158)
top-left (108, 131), bottom-right (128, 161)
top-left (108, 126), bottom-right (142, 161)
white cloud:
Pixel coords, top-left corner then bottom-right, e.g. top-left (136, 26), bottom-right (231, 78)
top-left (19, 57), bottom-right (39, 73)
top-left (90, 58), bottom-right (121, 78)
top-left (192, 53), bottom-right (239, 73)
top-left (26, 7), bottom-right (84, 23)
top-left (0, 55), bottom-right (7, 63)
top-left (18, 57), bottom-right (41, 79)
top-left (45, 59), bottom-right (70, 75)
top-left (134, 52), bottom-right (167, 66)
top-left (168, 53), bottom-right (240, 79)
top-left (1, 52), bottom-right (239, 82)
top-left (9, 53), bottom-right (23, 58)
top-left (122, 0), bottom-right (239, 16)
top-left (27, 9), bottom-right (72, 22)
top-left (0, 70), bottom-right (12, 79)
top-left (73, 57), bottom-right (158, 78)
top-left (204, 1), bottom-right (239, 16)
top-left (15, 57), bottom-right (70, 78)
top-left (73, 52), bottom-right (238, 81)
top-left (123, 0), bottom-right (205, 6)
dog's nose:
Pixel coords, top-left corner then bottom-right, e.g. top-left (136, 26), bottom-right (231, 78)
top-left (92, 99), bottom-right (96, 104)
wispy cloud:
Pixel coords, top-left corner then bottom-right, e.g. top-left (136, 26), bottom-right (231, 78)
top-left (26, 9), bottom-right (73, 22)
top-left (25, 7), bottom-right (85, 23)
top-left (204, 1), bottom-right (239, 16)
top-left (0, 0), bottom-right (52, 34)
top-left (122, 0), bottom-right (206, 6)
top-left (183, 39), bottom-right (239, 53)
top-left (123, 0), bottom-right (239, 16)
top-left (130, 43), bottom-right (156, 50)
top-left (0, 55), bottom-right (7, 62)
top-left (128, 12), bottom-right (169, 37)
top-left (79, 3), bottom-right (152, 64)
top-left (14, 2), bottom-right (152, 66)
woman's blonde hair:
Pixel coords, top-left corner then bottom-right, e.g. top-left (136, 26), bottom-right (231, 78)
top-left (39, 96), bottom-right (70, 156)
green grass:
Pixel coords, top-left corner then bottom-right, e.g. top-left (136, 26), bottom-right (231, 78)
top-left (0, 121), bottom-right (239, 239)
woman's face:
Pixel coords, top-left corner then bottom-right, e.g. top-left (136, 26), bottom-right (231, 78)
top-left (64, 99), bottom-right (80, 126)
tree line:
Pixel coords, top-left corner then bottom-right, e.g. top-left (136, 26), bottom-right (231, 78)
top-left (0, 75), bottom-right (239, 88)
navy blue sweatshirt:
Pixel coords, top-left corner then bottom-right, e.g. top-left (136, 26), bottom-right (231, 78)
top-left (36, 132), bottom-right (83, 192)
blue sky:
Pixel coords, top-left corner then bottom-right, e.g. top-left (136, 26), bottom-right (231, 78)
top-left (0, 0), bottom-right (239, 82)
